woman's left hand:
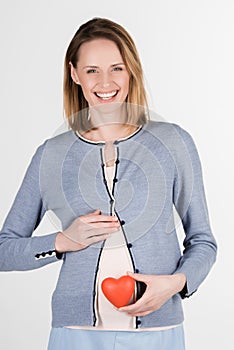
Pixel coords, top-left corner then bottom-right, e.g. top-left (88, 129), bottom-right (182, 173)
top-left (118, 271), bottom-right (186, 317)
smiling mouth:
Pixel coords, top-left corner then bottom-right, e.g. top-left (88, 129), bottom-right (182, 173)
top-left (95, 90), bottom-right (118, 100)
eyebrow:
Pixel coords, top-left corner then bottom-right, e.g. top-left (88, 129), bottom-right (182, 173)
top-left (82, 63), bottom-right (125, 70)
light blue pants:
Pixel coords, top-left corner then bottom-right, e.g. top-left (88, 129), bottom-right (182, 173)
top-left (48, 325), bottom-right (185, 350)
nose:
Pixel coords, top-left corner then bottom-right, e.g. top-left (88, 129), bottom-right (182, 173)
top-left (99, 71), bottom-right (112, 89)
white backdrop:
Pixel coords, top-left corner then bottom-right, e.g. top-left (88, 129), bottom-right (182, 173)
top-left (0, 1), bottom-right (233, 349)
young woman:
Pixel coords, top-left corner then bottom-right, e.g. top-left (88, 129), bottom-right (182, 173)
top-left (0, 18), bottom-right (217, 350)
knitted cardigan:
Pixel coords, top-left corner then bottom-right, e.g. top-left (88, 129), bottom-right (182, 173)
top-left (0, 120), bottom-right (217, 328)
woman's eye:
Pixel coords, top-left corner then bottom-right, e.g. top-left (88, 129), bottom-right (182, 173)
top-left (113, 67), bottom-right (123, 71)
top-left (87, 69), bottom-right (97, 74)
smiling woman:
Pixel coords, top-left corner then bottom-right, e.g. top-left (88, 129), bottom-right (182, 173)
top-left (63, 18), bottom-right (148, 136)
top-left (70, 39), bottom-right (129, 107)
top-left (69, 39), bottom-right (130, 106)
top-left (68, 38), bottom-right (135, 142)
top-left (0, 17), bottom-right (217, 350)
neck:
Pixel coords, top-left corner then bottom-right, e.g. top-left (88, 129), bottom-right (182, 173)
top-left (80, 103), bottom-right (141, 142)
top-left (84, 123), bottom-right (138, 142)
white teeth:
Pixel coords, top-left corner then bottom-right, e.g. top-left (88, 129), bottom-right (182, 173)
top-left (96, 91), bottom-right (117, 99)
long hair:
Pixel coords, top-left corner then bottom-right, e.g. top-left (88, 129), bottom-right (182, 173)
top-left (63, 18), bottom-right (149, 131)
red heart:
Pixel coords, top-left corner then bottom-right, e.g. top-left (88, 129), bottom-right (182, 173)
top-left (101, 275), bottom-right (135, 308)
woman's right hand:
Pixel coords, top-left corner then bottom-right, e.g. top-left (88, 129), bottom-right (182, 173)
top-left (55, 210), bottom-right (120, 253)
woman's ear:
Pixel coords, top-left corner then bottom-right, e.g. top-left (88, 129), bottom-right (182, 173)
top-left (69, 61), bottom-right (80, 85)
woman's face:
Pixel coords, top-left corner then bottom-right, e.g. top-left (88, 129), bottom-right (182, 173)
top-left (70, 38), bottom-right (130, 107)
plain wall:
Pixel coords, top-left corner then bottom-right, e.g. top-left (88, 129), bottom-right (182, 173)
top-left (0, 1), bottom-right (233, 349)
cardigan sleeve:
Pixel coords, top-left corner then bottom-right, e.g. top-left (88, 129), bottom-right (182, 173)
top-left (0, 141), bottom-right (62, 271)
top-left (172, 124), bottom-right (217, 297)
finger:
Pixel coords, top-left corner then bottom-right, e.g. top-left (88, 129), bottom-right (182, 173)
top-left (127, 310), bottom-right (152, 317)
top-left (79, 219), bottom-right (120, 231)
top-left (87, 222), bottom-right (120, 229)
top-left (126, 271), bottom-right (150, 283)
top-left (67, 227), bottom-right (119, 244)
top-left (120, 300), bottom-right (152, 315)
top-left (87, 227), bottom-right (120, 237)
top-left (82, 215), bottom-right (119, 223)
top-left (118, 295), bottom-right (148, 313)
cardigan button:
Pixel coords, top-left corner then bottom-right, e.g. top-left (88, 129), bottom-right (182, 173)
top-left (127, 243), bottom-right (132, 248)
top-left (120, 220), bottom-right (125, 225)
top-left (55, 251), bottom-right (63, 260)
top-left (115, 159), bottom-right (120, 164)
top-left (41, 252), bottom-right (46, 257)
top-left (135, 268), bottom-right (139, 273)
top-left (136, 319), bottom-right (142, 326)
top-left (113, 178), bottom-right (118, 183)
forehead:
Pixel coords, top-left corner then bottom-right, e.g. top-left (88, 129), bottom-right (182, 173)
top-left (78, 38), bottom-right (123, 64)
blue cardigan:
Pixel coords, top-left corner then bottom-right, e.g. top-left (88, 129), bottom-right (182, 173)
top-left (0, 121), bottom-right (217, 328)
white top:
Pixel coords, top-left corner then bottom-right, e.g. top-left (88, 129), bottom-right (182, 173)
top-left (95, 165), bottom-right (136, 330)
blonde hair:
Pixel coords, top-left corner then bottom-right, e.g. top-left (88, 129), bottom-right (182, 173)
top-left (63, 18), bottom-right (149, 131)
